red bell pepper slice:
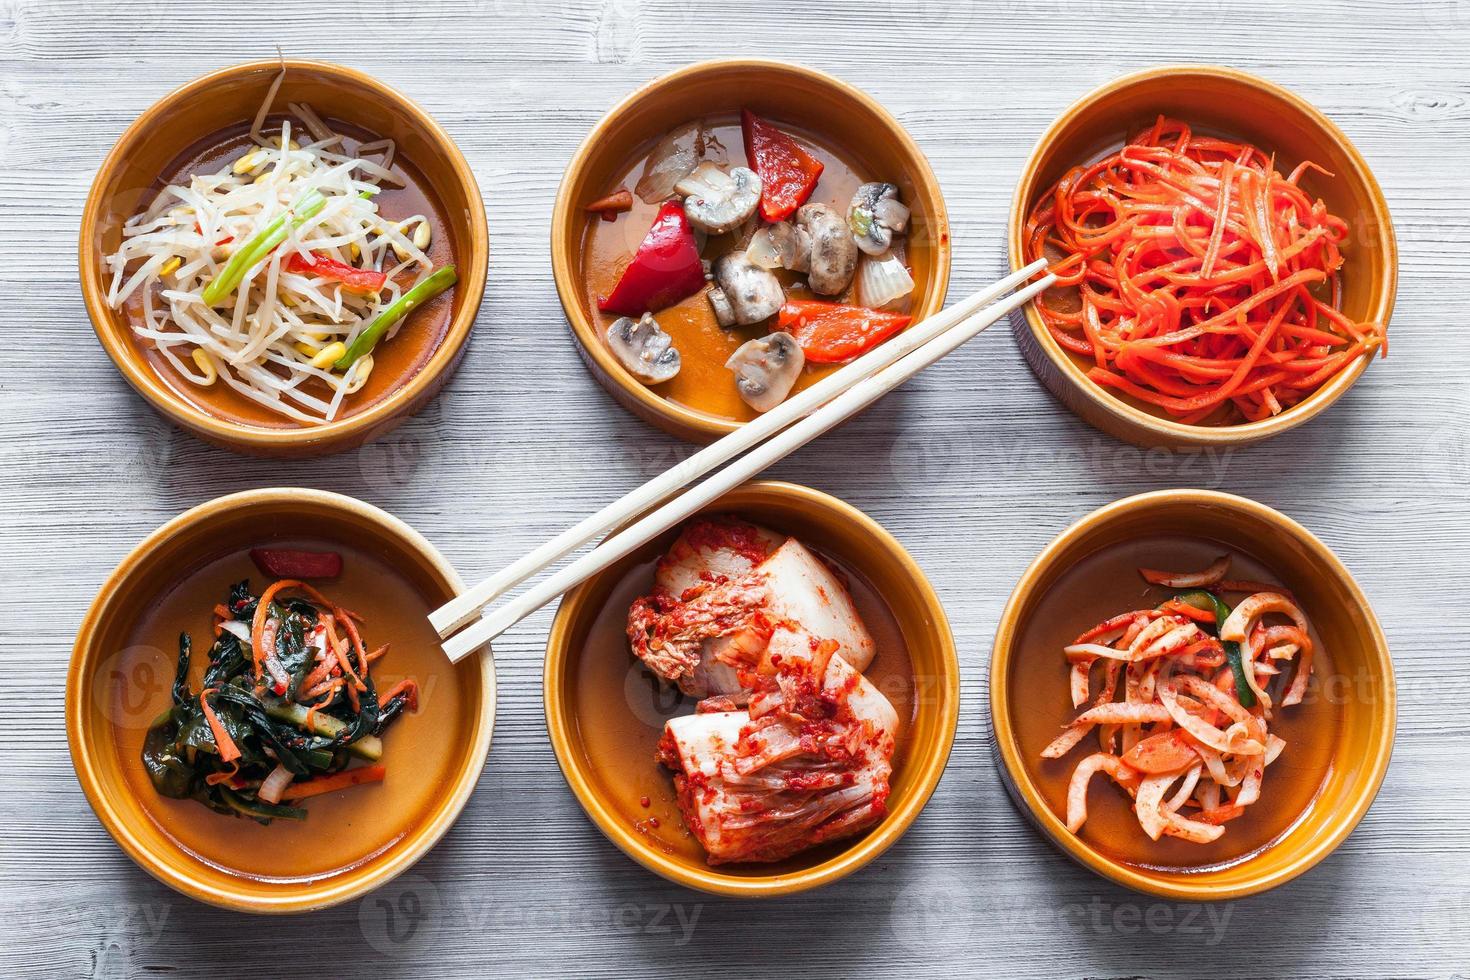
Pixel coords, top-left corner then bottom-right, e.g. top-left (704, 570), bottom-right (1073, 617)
top-left (778, 300), bottom-right (912, 363)
top-left (597, 200), bottom-right (706, 315)
top-left (741, 109), bottom-right (824, 222)
top-left (250, 548), bottom-right (343, 580)
top-left (284, 251), bottom-right (388, 295)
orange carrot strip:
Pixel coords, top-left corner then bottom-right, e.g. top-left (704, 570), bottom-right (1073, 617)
top-left (280, 765), bottom-right (386, 801)
top-left (199, 688), bottom-right (241, 763)
top-left (1023, 119), bottom-right (1383, 427)
top-left (376, 678), bottom-right (420, 712)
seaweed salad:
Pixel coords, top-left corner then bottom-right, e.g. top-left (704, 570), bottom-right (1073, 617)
top-left (142, 567), bottom-right (419, 823)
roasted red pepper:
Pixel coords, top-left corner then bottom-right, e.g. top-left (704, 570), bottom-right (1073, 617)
top-left (741, 109), bottom-right (824, 222)
top-left (284, 251), bottom-right (388, 295)
top-left (597, 200), bottom-right (706, 315)
top-left (778, 300), bottom-right (912, 363)
top-left (250, 548), bottom-right (343, 580)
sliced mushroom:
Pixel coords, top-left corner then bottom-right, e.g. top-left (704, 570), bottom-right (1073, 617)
top-left (849, 182), bottom-right (911, 256)
top-left (676, 162), bottom-right (762, 234)
top-left (606, 313), bottom-right (680, 384)
top-left (706, 286), bottom-right (735, 327)
top-left (795, 203), bottom-right (857, 295)
top-left (725, 332), bottom-right (805, 413)
top-left (707, 252), bottom-right (784, 327)
top-left (745, 220), bottom-right (811, 273)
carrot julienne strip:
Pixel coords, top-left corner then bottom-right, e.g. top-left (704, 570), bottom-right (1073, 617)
top-left (280, 764), bottom-right (386, 800)
top-left (200, 687), bottom-right (241, 763)
top-left (1024, 116), bottom-right (1384, 423)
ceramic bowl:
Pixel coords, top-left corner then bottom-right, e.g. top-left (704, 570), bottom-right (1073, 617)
top-left (80, 59), bottom-right (488, 456)
top-left (1008, 65), bottom-right (1397, 449)
top-left (990, 489), bottom-right (1394, 900)
top-left (551, 59), bottom-right (952, 443)
top-left (544, 480), bottom-right (959, 895)
top-left (67, 488), bottom-right (496, 912)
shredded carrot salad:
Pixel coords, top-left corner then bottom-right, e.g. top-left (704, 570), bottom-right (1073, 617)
top-left (1042, 556), bottom-right (1316, 845)
top-left (1024, 117), bottom-right (1385, 425)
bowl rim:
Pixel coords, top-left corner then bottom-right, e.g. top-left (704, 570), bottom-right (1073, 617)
top-left (77, 58), bottom-right (490, 453)
top-left (1007, 63), bottom-right (1399, 447)
top-left (65, 487), bottom-right (498, 913)
top-left (988, 488), bottom-right (1396, 900)
top-left (542, 479), bottom-right (960, 896)
top-left (551, 57), bottom-right (953, 442)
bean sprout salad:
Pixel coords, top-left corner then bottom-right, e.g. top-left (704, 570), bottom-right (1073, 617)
top-left (105, 72), bottom-right (457, 424)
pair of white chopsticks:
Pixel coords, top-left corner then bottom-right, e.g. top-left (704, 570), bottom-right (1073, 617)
top-left (431, 258), bottom-right (1055, 662)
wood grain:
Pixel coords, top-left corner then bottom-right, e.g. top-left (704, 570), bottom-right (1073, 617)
top-left (2, 0), bottom-right (1468, 976)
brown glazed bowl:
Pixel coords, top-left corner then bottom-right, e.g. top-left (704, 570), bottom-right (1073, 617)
top-left (80, 59), bottom-right (488, 457)
top-left (552, 59), bottom-right (952, 443)
top-left (67, 489), bottom-right (497, 912)
top-left (544, 480), bottom-right (959, 895)
top-left (990, 489), bottom-right (1394, 900)
top-left (1009, 65), bottom-right (1397, 449)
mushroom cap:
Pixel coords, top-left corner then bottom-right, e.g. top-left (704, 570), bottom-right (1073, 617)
top-left (725, 331), bottom-right (805, 413)
top-left (712, 252), bottom-right (784, 325)
top-left (677, 162), bottom-right (762, 234)
top-left (796, 203), bottom-right (858, 296)
top-left (606, 313), bottom-right (681, 384)
top-left (745, 220), bottom-right (812, 273)
top-left (849, 182), bottom-right (910, 257)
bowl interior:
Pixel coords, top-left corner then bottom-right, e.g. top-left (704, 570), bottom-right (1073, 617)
top-left (992, 491), bottom-right (1393, 898)
top-left (1010, 67), bottom-right (1395, 440)
top-left (553, 60), bottom-right (951, 441)
top-left (69, 491), bottom-right (494, 911)
top-left (82, 60), bottom-right (486, 448)
top-left (545, 481), bottom-right (958, 894)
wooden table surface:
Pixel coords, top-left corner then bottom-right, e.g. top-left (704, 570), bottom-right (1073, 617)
top-left (3, 0), bottom-right (1466, 976)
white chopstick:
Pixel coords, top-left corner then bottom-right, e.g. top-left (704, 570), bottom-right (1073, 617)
top-left (429, 257), bottom-right (1049, 639)
top-left (439, 268), bottom-right (1056, 663)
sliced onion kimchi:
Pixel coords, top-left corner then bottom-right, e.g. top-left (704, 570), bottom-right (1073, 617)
top-left (1042, 554), bottom-right (1317, 844)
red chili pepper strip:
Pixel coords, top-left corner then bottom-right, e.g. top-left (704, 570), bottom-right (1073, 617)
top-left (777, 300), bottom-right (911, 364)
top-left (741, 109), bottom-right (824, 222)
top-left (1024, 115), bottom-right (1385, 425)
top-left (250, 548), bottom-right (343, 580)
top-left (597, 201), bottom-right (706, 316)
top-left (284, 251), bottom-right (387, 295)
top-left (585, 188), bottom-right (633, 220)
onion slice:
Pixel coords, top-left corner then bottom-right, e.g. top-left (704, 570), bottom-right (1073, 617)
top-left (1221, 592), bottom-right (1315, 706)
top-left (257, 763), bottom-right (295, 805)
top-left (856, 251), bottom-right (915, 309)
top-left (634, 121), bottom-right (704, 204)
top-left (1066, 754), bottom-right (1140, 832)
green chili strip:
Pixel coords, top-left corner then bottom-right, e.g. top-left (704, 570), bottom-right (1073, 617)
top-left (335, 265), bottom-right (457, 370)
top-left (201, 189), bottom-right (326, 306)
top-left (1171, 589), bottom-right (1256, 707)
top-left (259, 693), bottom-right (383, 761)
